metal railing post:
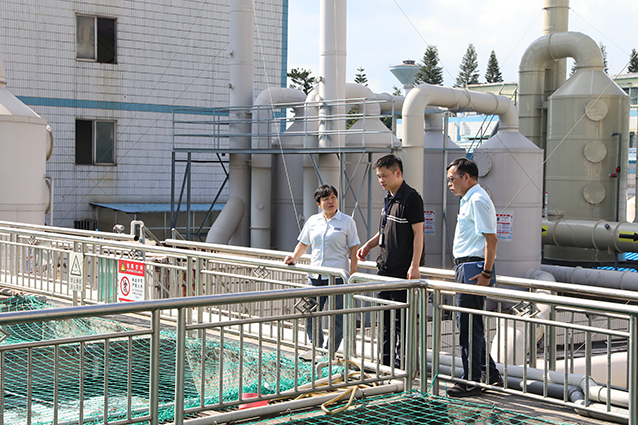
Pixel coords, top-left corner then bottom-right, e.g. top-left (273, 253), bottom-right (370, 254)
top-left (149, 310), bottom-right (160, 425)
top-left (174, 307), bottom-right (186, 424)
top-left (629, 315), bottom-right (638, 425)
top-left (419, 286), bottom-right (428, 393)
top-left (431, 288), bottom-right (442, 395)
top-left (406, 286), bottom-right (418, 384)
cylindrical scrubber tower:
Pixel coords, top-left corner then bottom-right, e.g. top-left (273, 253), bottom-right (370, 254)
top-left (0, 55), bottom-right (51, 225)
top-left (422, 113), bottom-right (465, 269)
top-left (544, 69), bottom-right (629, 262)
top-left (474, 132), bottom-right (545, 277)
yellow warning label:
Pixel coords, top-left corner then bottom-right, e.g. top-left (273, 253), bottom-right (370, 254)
top-left (541, 225), bottom-right (548, 236)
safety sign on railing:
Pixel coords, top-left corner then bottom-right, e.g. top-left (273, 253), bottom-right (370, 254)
top-left (68, 252), bottom-right (84, 292)
top-left (117, 259), bottom-right (145, 302)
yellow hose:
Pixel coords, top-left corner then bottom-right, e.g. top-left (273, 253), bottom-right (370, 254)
top-left (290, 359), bottom-right (375, 414)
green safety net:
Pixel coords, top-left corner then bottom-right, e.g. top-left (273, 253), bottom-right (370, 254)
top-left (0, 295), bottom-right (322, 424)
top-left (246, 390), bottom-right (571, 425)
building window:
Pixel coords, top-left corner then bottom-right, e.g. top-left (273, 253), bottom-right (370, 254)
top-left (622, 87), bottom-right (638, 107)
top-left (76, 15), bottom-right (117, 63)
top-left (76, 119), bottom-right (116, 165)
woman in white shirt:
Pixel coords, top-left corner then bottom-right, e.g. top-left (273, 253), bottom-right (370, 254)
top-left (284, 185), bottom-right (360, 357)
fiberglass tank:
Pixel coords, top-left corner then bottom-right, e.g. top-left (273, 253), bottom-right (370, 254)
top-left (544, 67), bottom-right (629, 262)
top-left (0, 55), bottom-right (50, 225)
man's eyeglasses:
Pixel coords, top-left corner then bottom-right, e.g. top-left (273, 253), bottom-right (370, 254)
top-left (447, 174), bottom-right (465, 184)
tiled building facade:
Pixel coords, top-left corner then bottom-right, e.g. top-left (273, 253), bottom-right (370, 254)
top-left (0, 0), bottom-right (287, 228)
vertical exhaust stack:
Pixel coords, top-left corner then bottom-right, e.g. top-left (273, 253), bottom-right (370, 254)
top-left (0, 53), bottom-right (51, 225)
top-left (228, 0), bottom-right (254, 246)
top-left (206, 0), bottom-right (254, 245)
top-left (317, 0), bottom-right (347, 189)
top-left (542, 0), bottom-right (569, 103)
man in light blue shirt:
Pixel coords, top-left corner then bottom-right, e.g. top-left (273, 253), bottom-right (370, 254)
top-left (446, 157), bottom-right (502, 398)
top-left (284, 185), bottom-right (360, 357)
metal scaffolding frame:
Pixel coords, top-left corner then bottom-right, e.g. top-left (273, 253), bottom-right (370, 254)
top-left (170, 99), bottom-right (399, 241)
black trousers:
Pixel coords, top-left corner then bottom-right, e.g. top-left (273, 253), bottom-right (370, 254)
top-left (377, 269), bottom-right (408, 368)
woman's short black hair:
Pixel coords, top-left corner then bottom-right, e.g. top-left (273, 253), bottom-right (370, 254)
top-left (314, 184), bottom-right (338, 203)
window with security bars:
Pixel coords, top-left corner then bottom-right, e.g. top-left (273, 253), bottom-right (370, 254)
top-left (75, 119), bottom-right (116, 165)
top-left (76, 15), bottom-right (117, 64)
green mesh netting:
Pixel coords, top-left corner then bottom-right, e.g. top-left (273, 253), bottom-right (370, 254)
top-left (246, 391), bottom-right (571, 425)
top-left (0, 295), bottom-right (322, 425)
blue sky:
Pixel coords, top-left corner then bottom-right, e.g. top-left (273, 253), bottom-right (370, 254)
top-left (287, 0), bottom-right (638, 93)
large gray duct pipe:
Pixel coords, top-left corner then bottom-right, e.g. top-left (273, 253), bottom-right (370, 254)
top-left (401, 84), bottom-right (518, 196)
top-left (542, 217), bottom-right (638, 253)
top-left (205, 196), bottom-right (244, 244)
top-left (542, 264), bottom-right (638, 291)
top-left (206, 0), bottom-right (253, 245)
top-left (519, 31), bottom-right (604, 149)
top-left (251, 87), bottom-right (307, 249)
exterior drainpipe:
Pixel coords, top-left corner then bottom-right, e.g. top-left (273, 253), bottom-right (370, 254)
top-left (207, 0), bottom-right (253, 245)
top-left (402, 84), bottom-right (518, 196)
top-left (251, 88), bottom-right (307, 248)
top-left (519, 31), bottom-right (604, 148)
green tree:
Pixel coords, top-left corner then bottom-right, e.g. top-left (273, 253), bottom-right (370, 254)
top-left (627, 49), bottom-right (638, 73)
top-left (287, 68), bottom-right (316, 94)
top-left (629, 49), bottom-right (638, 73)
top-left (392, 85), bottom-right (402, 96)
top-left (455, 44), bottom-right (480, 87)
top-left (354, 67), bottom-right (368, 86)
top-left (600, 42), bottom-right (609, 74)
top-left (414, 44), bottom-right (444, 86)
top-left (484, 50), bottom-right (503, 83)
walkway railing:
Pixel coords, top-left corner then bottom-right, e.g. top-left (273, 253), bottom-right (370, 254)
top-left (0, 225), bottom-right (636, 424)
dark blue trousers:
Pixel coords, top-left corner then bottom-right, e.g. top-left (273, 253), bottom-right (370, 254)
top-left (307, 277), bottom-right (343, 353)
top-left (454, 264), bottom-right (499, 382)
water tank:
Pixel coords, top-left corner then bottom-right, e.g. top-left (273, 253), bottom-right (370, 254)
top-left (0, 56), bottom-right (50, 224)
top-left (474, 131), bottom-right (544, 277)
top-left (544, 68), bottom-right (629, 262)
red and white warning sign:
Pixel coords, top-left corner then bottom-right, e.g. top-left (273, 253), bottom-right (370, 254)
top-left (117, 259), bottom-right (145, 302)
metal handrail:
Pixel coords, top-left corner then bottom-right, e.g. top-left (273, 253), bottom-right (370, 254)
top-left (0, 278), bottom-right (636, 424)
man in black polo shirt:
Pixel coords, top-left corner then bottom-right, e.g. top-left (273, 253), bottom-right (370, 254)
top-left (357, 154), bottom-right (424, 367)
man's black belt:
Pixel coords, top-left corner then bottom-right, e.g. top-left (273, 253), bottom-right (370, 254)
top-left (454, 256), bottom-right (484, 266)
